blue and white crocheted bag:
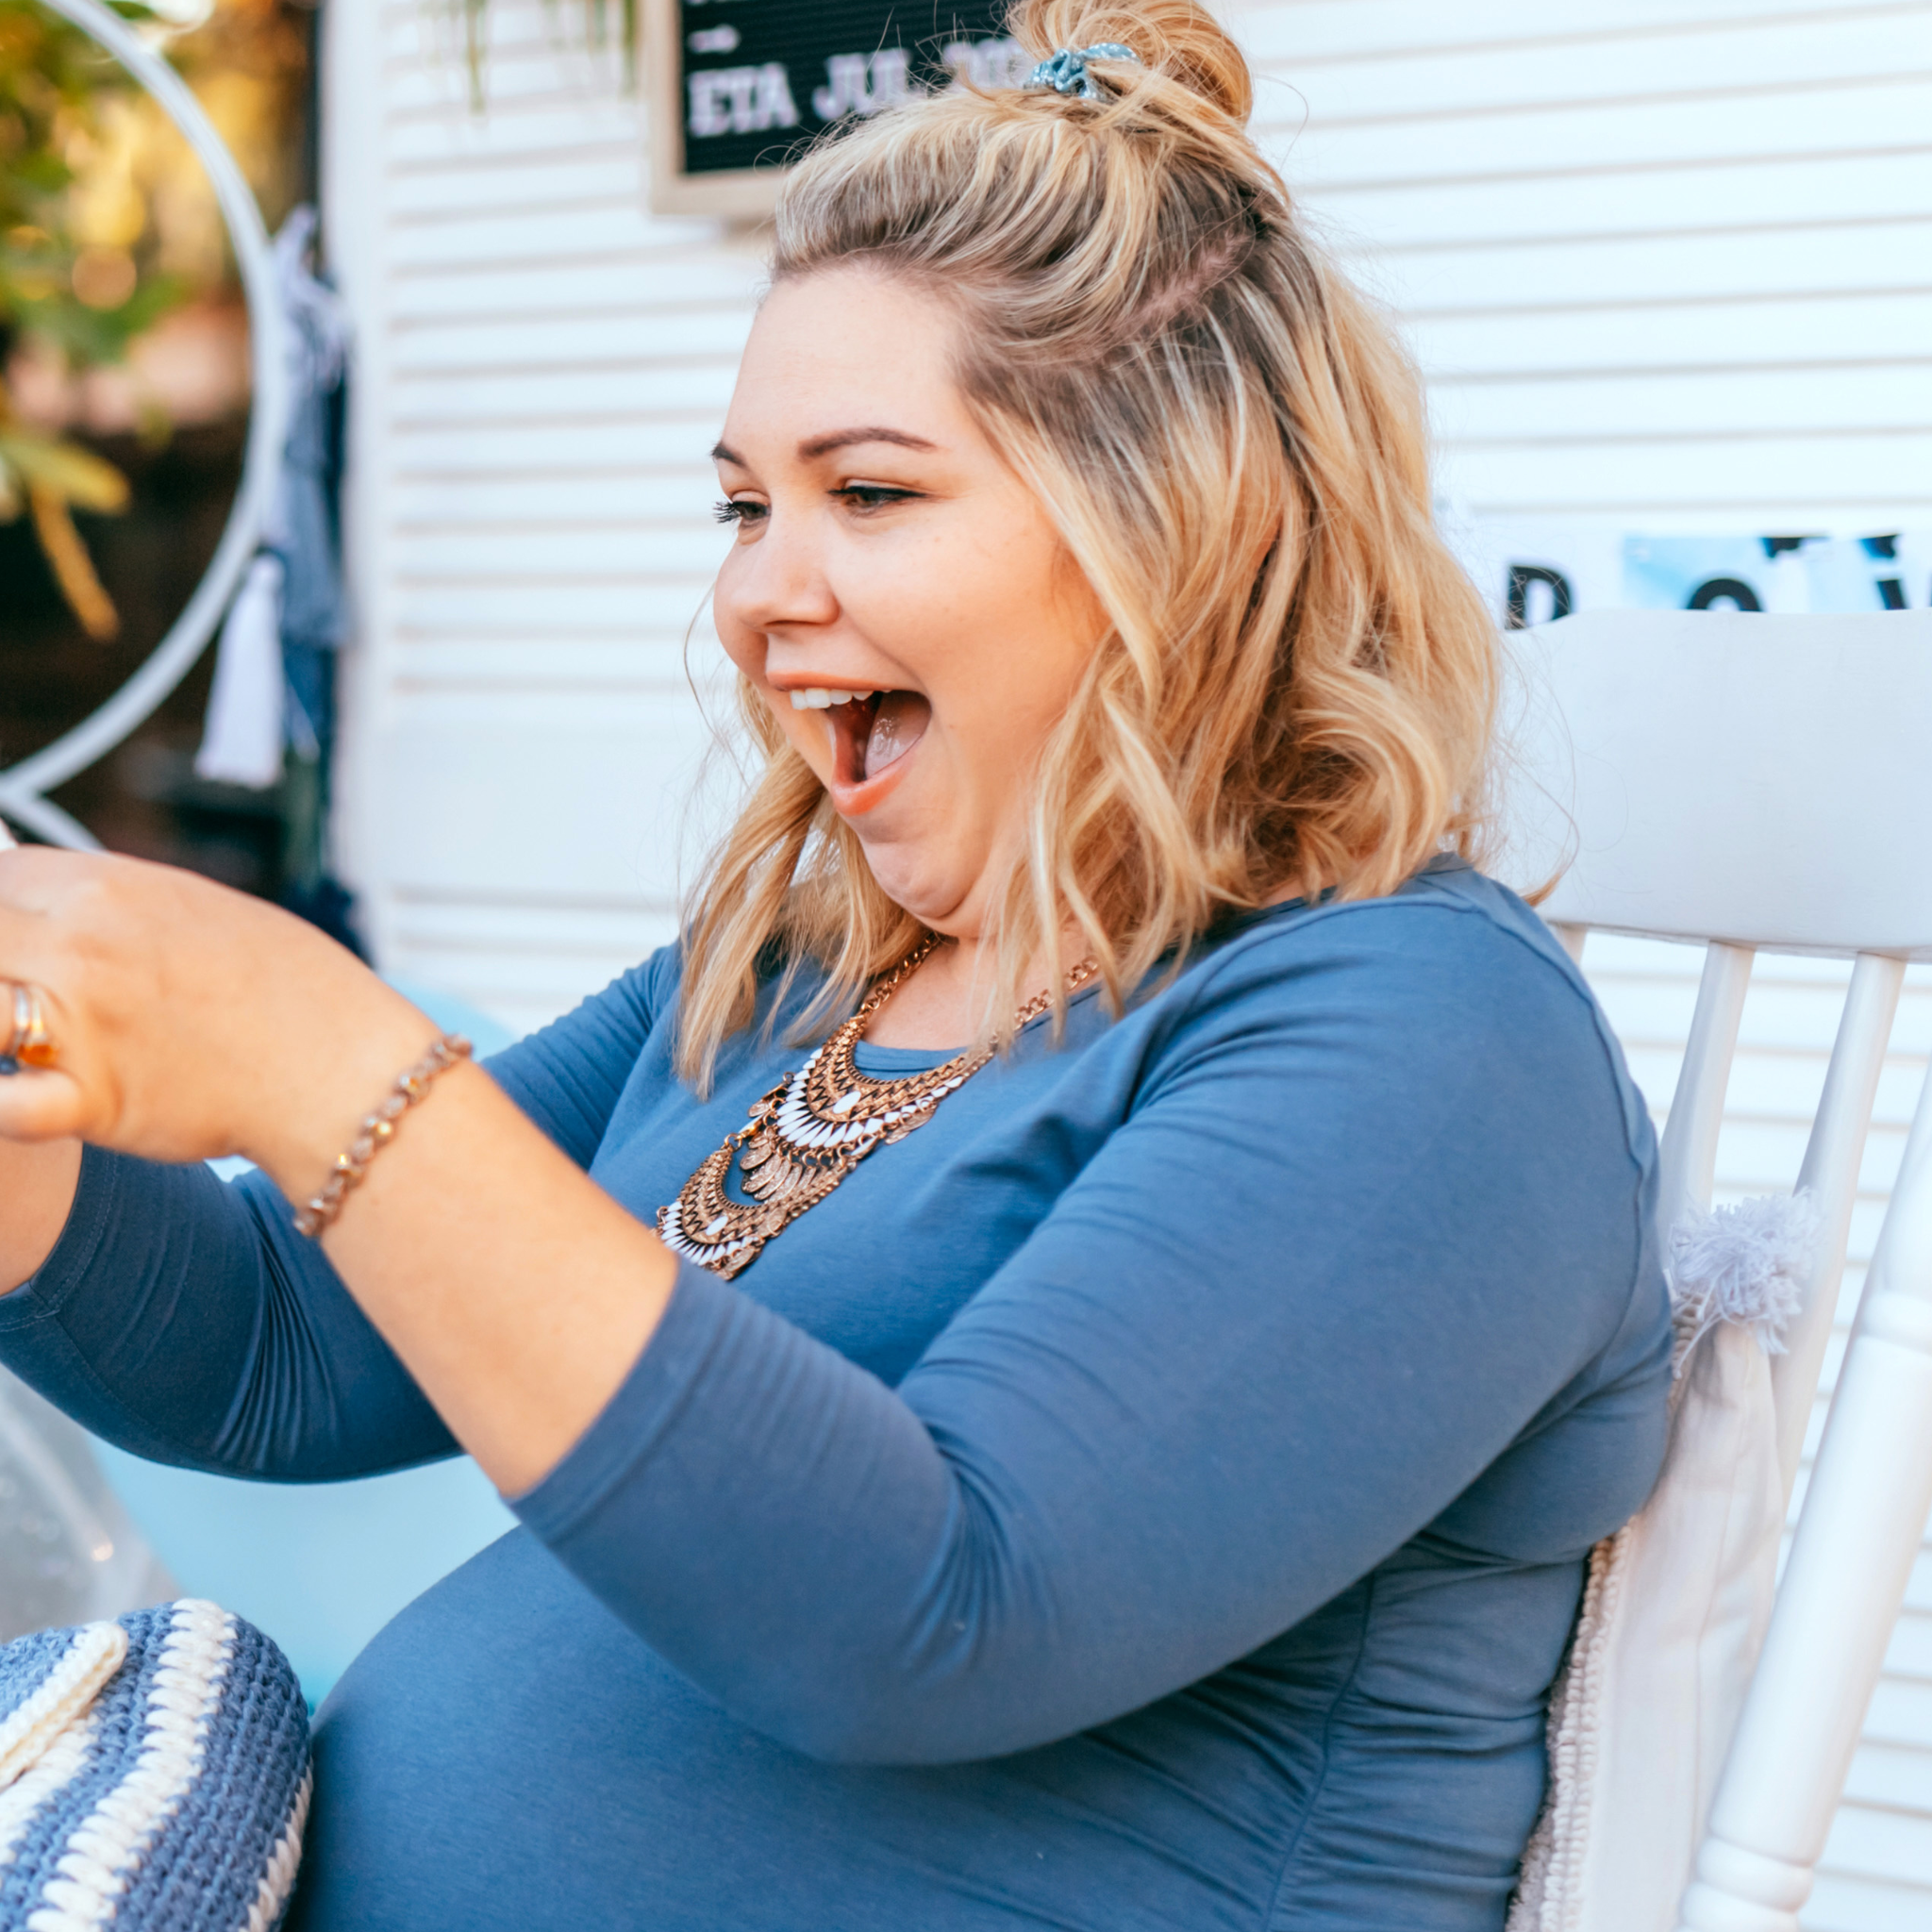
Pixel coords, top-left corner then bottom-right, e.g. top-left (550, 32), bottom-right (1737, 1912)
top-left (0, 1600), bottom-right (310, 1930)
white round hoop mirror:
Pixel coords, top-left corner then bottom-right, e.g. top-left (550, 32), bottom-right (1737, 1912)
top-left (0, 0), bottom-right (290, 851)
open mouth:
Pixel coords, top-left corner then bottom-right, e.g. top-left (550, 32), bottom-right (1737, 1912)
top-left (789, 687), bottom-right (932, 788)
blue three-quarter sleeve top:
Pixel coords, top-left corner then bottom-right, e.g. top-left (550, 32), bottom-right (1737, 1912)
top-left (0, 861), bottom-right (1671, 1932)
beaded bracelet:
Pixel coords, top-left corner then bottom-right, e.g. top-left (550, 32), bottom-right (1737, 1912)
top-left (293, 1033), bottom-right (473, 1238)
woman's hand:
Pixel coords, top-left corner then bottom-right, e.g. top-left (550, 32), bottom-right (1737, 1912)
top-left (0, 843), bottom-right (677, 1494)
top-left (0, 846), bottom-right (434, 1190)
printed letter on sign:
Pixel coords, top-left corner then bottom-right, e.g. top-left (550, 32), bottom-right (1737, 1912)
top-left (812, 49), bottom-right (917, 120)
top-left (688, 63), bottom-right (800, 137)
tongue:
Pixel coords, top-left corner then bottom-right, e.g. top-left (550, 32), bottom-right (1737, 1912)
top-left (862, 692), bottom-right (931, 780)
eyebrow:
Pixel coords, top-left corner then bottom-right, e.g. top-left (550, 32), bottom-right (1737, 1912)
top-left (798, 426), bottom-right (937, 459)
top-left (709, 427), bottom-right (939, 467)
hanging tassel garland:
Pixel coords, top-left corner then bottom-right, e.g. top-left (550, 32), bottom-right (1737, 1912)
top-left (1666, 1190), bottom-right (1822, 1370)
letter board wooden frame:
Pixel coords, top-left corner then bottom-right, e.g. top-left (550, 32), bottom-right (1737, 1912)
top-left (646, 0), bottom-right (1027, 218)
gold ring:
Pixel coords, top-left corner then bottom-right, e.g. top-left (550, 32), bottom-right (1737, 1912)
top-left (1, 983), bottom-right (57, 1071)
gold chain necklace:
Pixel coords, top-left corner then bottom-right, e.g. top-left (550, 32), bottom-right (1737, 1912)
top-left (658, 938), bottom-right (1098, 1280)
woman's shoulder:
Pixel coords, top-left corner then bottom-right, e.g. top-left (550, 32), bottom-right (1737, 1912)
top-left (1145, 858), bottom-right (1652, 1158)
top-left (538, 939), bottom-right (691, 1048)
top-left (1176, 858), bottom-right (1590, 1012)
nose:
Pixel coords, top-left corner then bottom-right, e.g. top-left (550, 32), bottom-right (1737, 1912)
top-left (717, 500), bottom-right (840, 640)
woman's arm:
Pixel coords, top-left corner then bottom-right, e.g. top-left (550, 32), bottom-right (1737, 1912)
top-left (0, 864), bottom-right (673, 1480)
top-left (0, 850), bottom-right (1670, 1764)
top-left (0, 1139), bottom-right (80, 1294)
top-left (0, 848), bottom-right (676, 1491)
top-left (0, 1151), bottom-right (460, 1477)
top-left (504, 904), bottom-right (1673, 1762)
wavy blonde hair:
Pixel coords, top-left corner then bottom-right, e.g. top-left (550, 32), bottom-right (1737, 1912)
top-left (675, 0), bottom-right (1497, 1090)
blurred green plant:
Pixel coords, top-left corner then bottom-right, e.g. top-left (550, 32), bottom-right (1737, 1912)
top-left (453, 0), bottom-right (637, 106)
top-left (1, 0), bottom-right (183, 640)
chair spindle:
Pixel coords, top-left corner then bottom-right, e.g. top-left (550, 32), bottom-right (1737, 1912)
top-left (1656, 943), bottom-right (1756, 1234)
top-left (1771, 953), bottom-right (1906, 1502)
top-left (1679, 1052), bottom-right (1932, 1931)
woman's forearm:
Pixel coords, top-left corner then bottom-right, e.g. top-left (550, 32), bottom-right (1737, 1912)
top-left (0, 1139), bottom-right (81, 1294)
top-left (252, 1016), bottom-right (680, 1497)
top-left (0, 846), bottom-right (676, 1495)
top-left (0, 1150), bottom-right (462, 1479)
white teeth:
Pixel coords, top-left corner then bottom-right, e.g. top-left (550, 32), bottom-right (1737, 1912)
top-left (787, 687), bottom-right (875, 709)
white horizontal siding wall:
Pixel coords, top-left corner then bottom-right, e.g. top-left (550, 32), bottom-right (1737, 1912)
top-left (321, 0), bottom-right (1932, 1917)
top-left (1243, 0), bottom-right (1932, 531)
top-left (325, 0), bottom-right (752, 1036)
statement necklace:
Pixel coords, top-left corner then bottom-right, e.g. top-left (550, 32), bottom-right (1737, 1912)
top-left (658, 938), bottom-right (1098, 1280)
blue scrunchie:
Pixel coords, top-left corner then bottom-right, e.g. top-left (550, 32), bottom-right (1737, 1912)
top-left (1024, 42), bottom-right (1140, 101)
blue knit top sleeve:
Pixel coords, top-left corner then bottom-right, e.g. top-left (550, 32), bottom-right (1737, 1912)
top-left (0, 871), bottom-right (1671, 1778)
top-left (510, 893), bottom-right (1668, 1763)
top-left (0, 951), bottom-right (674, 1480)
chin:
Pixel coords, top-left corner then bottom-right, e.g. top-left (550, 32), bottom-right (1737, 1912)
top-left (854, 841), bottom-right (970, 934)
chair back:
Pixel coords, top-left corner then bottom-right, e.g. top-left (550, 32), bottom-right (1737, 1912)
top-left (1497, 609), bottom-right (1932, 1931)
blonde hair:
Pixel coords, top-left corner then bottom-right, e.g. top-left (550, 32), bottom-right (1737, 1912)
top-left (676, 0), bottom-right (1497, 1090)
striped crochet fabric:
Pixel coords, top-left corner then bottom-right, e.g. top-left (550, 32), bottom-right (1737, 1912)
top-left (0, 1601), bottom-right (310, 1931)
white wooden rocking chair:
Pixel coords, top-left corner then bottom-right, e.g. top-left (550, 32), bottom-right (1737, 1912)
top-left (1501, 607), bottom-right (1932, 1931)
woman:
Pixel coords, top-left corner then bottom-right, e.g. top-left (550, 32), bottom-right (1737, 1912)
top-left (0, 4), bottom-right (1671, 1926)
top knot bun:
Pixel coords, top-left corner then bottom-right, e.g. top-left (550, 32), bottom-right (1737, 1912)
top-left (1009, 0), bottom-right (1255, 126)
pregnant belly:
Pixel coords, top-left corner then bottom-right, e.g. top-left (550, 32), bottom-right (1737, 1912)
top-left (285, 1531), bottom-right (1551, 1932)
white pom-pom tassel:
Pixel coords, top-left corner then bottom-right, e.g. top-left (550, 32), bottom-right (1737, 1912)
top-left (1667, 1191), bottom-right (1822, 1370)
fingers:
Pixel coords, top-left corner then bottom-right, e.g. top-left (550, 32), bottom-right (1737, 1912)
top-left (0, 903), bottom-right (60, 1056)
top-left (0, 854), bottom-right (87, 1144)
top-left (0, 1066), bottom-right (88, 1144)
top-left (0, 965), bottom-right (98, 1142)
top-left (0, 842), bottom-right (72, 909)
top-left (0, 856), bottom-right (108, 1054)
top-left (0, 856), bottom-right (70, 979)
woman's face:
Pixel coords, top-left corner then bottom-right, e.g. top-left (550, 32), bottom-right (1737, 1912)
top-left (711, 267), bottom-right (1103, 938)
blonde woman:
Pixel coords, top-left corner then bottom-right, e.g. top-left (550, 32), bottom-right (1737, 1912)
top-left (0, 5), bottom-right (1670, 1926)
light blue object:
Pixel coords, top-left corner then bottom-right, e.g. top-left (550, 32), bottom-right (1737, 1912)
top-left (90, 1446), bottom-right (513, 1705)
top-left (383, 977), bottom-right (518, 1060)
top-left (94, 980), bottom-right (520, 1702)
top-left (1618, 532), bottom-right (1926, 616)
top-left (1024, 42), bottom-right (1138, 99)
top-left (1801, 534), bottom-right (1926, 611)
top-left (1622, 535), bottom-right (1783, 611)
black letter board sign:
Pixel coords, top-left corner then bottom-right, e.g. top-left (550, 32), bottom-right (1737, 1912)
top-left (645, 0), bottom-right (1026, 216)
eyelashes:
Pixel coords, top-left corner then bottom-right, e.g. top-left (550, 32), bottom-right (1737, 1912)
top-left (712, 487), bottom-right (924, 527)
top-left (836, 485), bottom-right (920, 510)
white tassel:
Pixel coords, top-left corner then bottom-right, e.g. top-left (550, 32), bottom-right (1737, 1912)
top-left (1667, 1191), bottom-right (1822, 1368)
top-left (194, 554), bottom-right (287, 790)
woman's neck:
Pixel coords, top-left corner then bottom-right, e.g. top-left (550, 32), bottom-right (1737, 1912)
top-left (860, 932), bottom-right (996, 1052)
top-left (861, 876), bottom-right (1313, 1052)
